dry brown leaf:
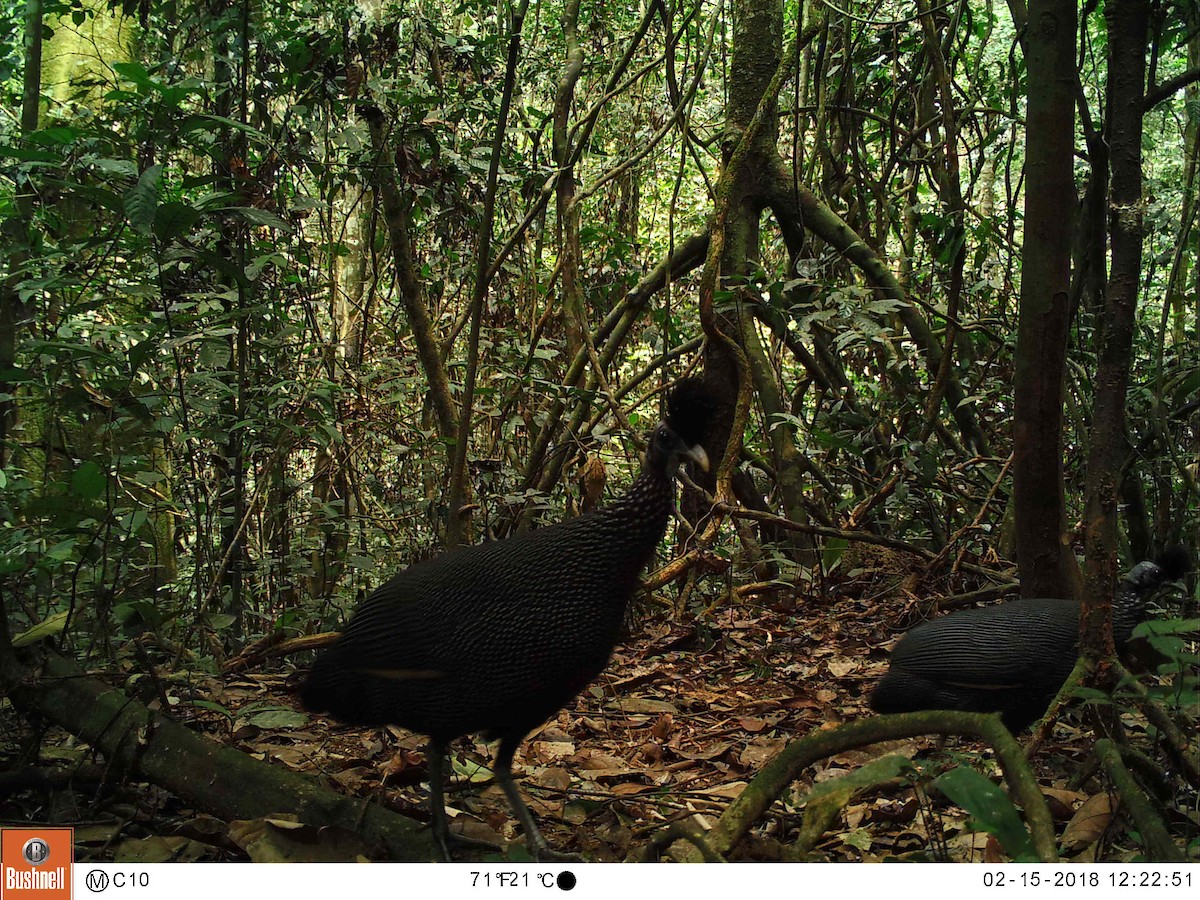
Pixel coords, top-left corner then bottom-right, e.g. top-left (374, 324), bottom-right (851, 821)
top-left (827, 659), bottom-right (859, 677)
top-left (529, 740), bottom-right (575, 763)
top-left (1061, 793), bottom-right (1116, 850)
top-left (1042, 787), bottom-right (1083, 806)
top-left (113, 836), bottom-right (209, 863)
top-left (738, 735), bottom-right (786, 768)
top-left (329, 767), bottom-right (369, 792)
top-left (571, 749), bottom-right (628, 769)
top-left (1041, 787), bottom-right (1082, 821)
top-left (535, 766), bottom-right (571, 791)
top-left (984, 834), bottom-right (1005, 863)
top-left (575, 767), bottom-right (644, 780)
top-left (611, 782), bottom-right (656, 796)
top-left (267, 747), bottom-right (309, 770)
top-left (611, 698), bottom-right (679, 714)
top-left (650, 713), bottom-right (674, 740)
top-left (672, 742), bottom-right (733, 761)
top-left (700, 781), bottom-right (748, 800)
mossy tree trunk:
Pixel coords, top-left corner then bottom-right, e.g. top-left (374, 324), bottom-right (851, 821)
top-left (0, 0), bottom-right (44, 652)
top-left (0, 0), bottom-right (42, 475)
top-left (693, 0), bottom-right (817, 565)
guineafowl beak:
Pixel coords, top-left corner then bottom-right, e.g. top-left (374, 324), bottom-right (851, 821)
top-left (685, 444), bottom-right (710, 472)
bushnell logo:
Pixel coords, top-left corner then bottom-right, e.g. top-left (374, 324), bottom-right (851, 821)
top-left (21, 838), bottom-right (50, 866)
top-left (1, 827), bottom-right (73, 898)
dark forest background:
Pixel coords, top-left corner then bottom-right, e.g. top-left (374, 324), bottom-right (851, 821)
top-left (0, 0), bottom-right (1196, 863)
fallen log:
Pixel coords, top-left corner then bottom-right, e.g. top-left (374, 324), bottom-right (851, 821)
top-left (0, 644), bottom-right (435, 860)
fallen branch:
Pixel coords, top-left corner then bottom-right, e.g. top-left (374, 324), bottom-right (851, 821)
top-left (0, 645), bottom-right (435, 860)
top-left (672, 711), bottom-right (1057, 863)
top-left (1095, 738), bottom-right (1185, 862)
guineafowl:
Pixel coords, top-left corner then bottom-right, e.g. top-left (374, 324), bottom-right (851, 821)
top-left (869, 546), bottom-right (1191, 732)
top-left (301, 378), bottom-right (713, 859)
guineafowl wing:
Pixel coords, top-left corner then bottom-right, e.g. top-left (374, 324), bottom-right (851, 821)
top-left (303, 510), bottom-right (651, 738)
top-left (886, 598), bottom-right (1082, 689)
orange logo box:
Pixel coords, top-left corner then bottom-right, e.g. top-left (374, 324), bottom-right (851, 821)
top-left (0, 829), bottom-right (72, 900)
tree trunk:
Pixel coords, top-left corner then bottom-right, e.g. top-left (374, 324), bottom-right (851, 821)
top-left (1080, 0), bottom-right (1149, 660)
top-left (0, 0), bottom-right (43, 473)
top-left (444, 0), bottom-right (528, 546)
top-left (362, 108), bottom-right (459, 441)
top-left (1012, 0), bottom-right (1082, 600)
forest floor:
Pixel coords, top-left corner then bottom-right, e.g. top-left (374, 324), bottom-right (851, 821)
top-left (3, 551), bottom-right (1191, 863)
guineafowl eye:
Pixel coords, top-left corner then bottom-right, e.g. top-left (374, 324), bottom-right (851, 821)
top-left (302, 377), bottom-right (716, 860)
top-left (870, 546), bottom-right (1192, 733)
top-left (648, 421), bottom-right (710, 476)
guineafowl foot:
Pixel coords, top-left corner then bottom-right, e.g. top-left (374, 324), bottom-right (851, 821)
top-left (492, 751), bottom-right (583, 862)
top-left (531, 846), bottom-right (582, 862)
top-left (433, 829), bottom-right (505, 861)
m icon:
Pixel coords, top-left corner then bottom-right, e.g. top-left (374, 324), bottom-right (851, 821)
top-left (86, 869), bottom-right (111, 892)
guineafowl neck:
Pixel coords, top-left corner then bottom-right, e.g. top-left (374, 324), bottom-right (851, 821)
top-left (598, 468), bottom-right (675, 552)
top-left (1112, 584), bottom-right (1151, 642)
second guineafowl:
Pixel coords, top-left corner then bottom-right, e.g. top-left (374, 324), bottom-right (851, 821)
top-left (301, 378), bottom-right (713, 859)
top-left (869, 547), bottom-right (1191, 732)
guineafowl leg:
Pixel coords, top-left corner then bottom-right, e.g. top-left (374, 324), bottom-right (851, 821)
top-left (426, 739), bottom-right (455, 861)
top-left (494, 737), bottom-right (581, 861)
top-left (426, 740), bottom-right (502, 860)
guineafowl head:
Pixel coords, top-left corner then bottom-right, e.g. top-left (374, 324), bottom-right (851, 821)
top-left (646, 377), bottom-right (713, 477)
top-left (1113, 544), bottom-right (1192, 639)
top-left (1126, 544), bottom-right (1192, 589)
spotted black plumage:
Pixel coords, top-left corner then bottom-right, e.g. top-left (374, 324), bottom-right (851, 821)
top-left (869, 546), bottom-right (1191, 733)
top-left (301, 377), bottom-right (714, 859)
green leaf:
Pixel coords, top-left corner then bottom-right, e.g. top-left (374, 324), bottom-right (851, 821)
top-left (248, 709), bottom-right (308, 729)
top-left (187, 699), bottom-right (235, 719)
top-left (71, 461), bottom-right (107, 499)
top-left (127, 337), bottom-right (157, 375)
top-left (112, 61), bottom-right (155, 90)
top-left (44, 542), bottom-right (76, 564)
top-left (154, 201), bottom-right (201, 241)
top-left (0, 145), bottom-right (60, 163)
top-left (115, 600), bottom-right (163, 629)
top-left (822, 537), bottom-right (848, 571)
top-left (839, 828), bottom-right (874, 851)
top-left (13, 611), bottom-right (70, 648)
top-left (450, 756), bottom-right (494, 783)
top-left (29, 126), bottom-right (80, 145)
top-left (124, 165), bottom-right (162, 234)
top-left (934, 766), bottom-right (1037, 861)
top-left (1133, 617), bottom-right (1199, 638)
top-left (228, 207), bottom-right (292, 232)
top-left (188, 114), bottom-right (269, 142)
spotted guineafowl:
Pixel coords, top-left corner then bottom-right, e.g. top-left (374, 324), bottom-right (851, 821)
top-left (869, 546), bottom-right (1191, 732)
top-left (301, 378), bottom-right (713, 859)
